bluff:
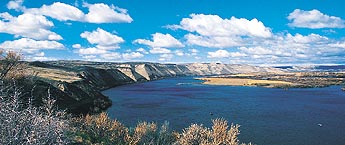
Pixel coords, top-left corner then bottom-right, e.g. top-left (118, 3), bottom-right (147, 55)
top-left (27, 61), bottom-right (281, 114)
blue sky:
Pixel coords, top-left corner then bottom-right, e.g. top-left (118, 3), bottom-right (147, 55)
top-left (0, 0), bottom-right (345, 65)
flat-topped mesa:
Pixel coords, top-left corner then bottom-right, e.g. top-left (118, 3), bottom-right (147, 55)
top-left (182, 63), bottom-right (283, 75)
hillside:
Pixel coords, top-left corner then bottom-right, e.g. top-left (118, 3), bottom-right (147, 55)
top-left (27, 61), bottom-right (282, 114)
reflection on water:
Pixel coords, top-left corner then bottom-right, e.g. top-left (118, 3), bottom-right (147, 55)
top-left (103, 77), bottom-right (345, 145)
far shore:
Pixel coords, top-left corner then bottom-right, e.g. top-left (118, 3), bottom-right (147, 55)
top-left (197, 77), bottom-right (294, 88)
top-left (196, 71), bottom-right (345, 88)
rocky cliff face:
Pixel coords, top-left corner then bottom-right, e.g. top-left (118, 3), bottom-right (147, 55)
top-left (181, 63), bottom-right (283, 75)
top-left (28, 61), bottom-right (282, 114)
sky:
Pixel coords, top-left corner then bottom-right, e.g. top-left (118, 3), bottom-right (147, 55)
top-left (0, 0), bottom-right (345, 65)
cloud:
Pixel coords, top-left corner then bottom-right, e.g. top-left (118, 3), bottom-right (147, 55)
top-left (170, 14), bottom-right (272, 38)
top-left (329, 42), bottom-right (345, 48)
top-left (149, 47), bottom-right (171, 54)
top-left (0, 13), bottom-right (62, 40)
top-left (80, 28), bottom-right (124, 49)
top-left (227, 33), bottom-right (345, 64)
top-left (72, 44), bottom-right (81, 49)
top-left (207, 50), bottom-right (230, 58)
top-left (77, 47), bottom-right (108, 55)
top-left (0, 38), bottom-right (64, 60)
top-left (0, 38), bottom-right (64, 52)
top-left (100, 52), bottom-right (122, 60)
top-left (7, 0), bottom-right (25, 11)
top-left (136, 48), bottom-right (149, 54)
top-left (134, 33), bottom-right (184, 61)
top-left (122, 52), bottom-right (144, 60)
top-left (134, 33), bottom-right (184, 48)
top-left (287, 9), bottom-right (345, 29)
top-left (159, 53), bottom-right (174, 61)
top-left (175, 50), bottom-right (184, 56)
top-left (285, 33), bottom-right (328, 43)
top-left (74, 28), bottom-right (129, 61)
top-left (187, 48), bottom-right (198, 56)
top-left (26, 2), bottom-right (84, 21)
top-left (169, 14), bottom-right (271, 48)
top-left (184, 34), bottom-right (244, 48)
top-left (83, 2), bottom-right (133, 23)
top-left (11, 0), bottom-right (132, 23)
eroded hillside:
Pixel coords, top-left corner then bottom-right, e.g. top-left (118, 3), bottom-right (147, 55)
top-left (28, 61), bottom-right (282, 114)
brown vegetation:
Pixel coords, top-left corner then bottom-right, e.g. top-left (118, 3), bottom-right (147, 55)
top-left (69, 112), bottom-right (252, 145)
top-left (0, 50), bottom-right (27, 80)
top-left (200, 72), bottom-right (345, 88)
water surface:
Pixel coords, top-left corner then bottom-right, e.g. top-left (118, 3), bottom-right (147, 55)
top-left (103, 77), bottom-right (345, 145)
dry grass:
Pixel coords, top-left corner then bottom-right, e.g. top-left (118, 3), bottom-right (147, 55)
top-left (28, 67), bottom-right (81, 83)
top-left (199, 77), bottom-right (292, 87)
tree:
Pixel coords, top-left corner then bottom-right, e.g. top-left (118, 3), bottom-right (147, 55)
top-left (0, 50), bottom-right (25, 80)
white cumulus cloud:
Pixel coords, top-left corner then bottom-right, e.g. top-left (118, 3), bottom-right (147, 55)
top-left (184, 34), bottom-right (243, 48)
top-left (159, 53), bottom-right (174, 61)
top-left (122, 52), bottom-right (144, 60)
top-left (149, 47), bottom-right (171, 54)
top-left (0, 38), bottom-right (64, 51)
top-left (7, 0), bottom-right (25, 11)
top-left (80, 28), bottom-right (124, 49)
top-left (169, 14), bottom-right (272, 48)
top-left (77, 47), bottom-right (108, 55)
top-left (83, 2), bottom-right (133, 23)
top-left (134, 33), bottom-right (184, 48)
top-left (26, 2), bottom-right (84, 21)
top-left (288, 9), bottom-right (345, 29)
top-left (100, 52), bottom-right (122, 60)
top-left (0, 13), bottom-right (62, 40)
top-left (170, 14), bottom-right (272, 38)
top-left (136, 48), bottom-right (149, 54)
top-left (207, 50), bottom-right (230, 58)
top-left (9, 0), bottom-right (133, 23)
top-left (0, 38), bottom-right (64, 59)
top-left (72, 44), bottom-right (81, 49)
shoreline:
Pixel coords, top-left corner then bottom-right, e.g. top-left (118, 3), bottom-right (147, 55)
top-left (197, 72), bottom-right (345, 88)
top-left (196, 77), bottom-right (293, 88)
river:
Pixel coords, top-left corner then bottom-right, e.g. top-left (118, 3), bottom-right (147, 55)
top-left (103, 77), bottom-right (345, 145)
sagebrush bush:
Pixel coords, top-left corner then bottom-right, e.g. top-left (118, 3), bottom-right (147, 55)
top-left (69, 112), bottom-right (177, 145)
top-left (0, 82), bottom-right (69, 144)
top-left (69, 113), bottom-right (252, 145)
top-left (69, 112), bottom-right (129, 144)
top-left (176, 118), bottom-right (252, 145)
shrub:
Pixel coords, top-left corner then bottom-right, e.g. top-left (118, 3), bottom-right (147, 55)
top-left (69, 113), bottom-right (177, 145)
top-left (69, 112), bottom-right (129, 144)
top-left (176, 118), bottom-right (252, 145)
top-left (0, 82), bottom-right (70, 144)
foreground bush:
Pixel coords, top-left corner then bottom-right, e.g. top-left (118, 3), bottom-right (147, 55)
top-left (69, 112), bottom-right (177, 144)
top-left (69, 112), bottom-right (252, 145)
top-left (0, 83), bottom-right (70, 144)
top-left (177, 118), bottom-right (252, 145)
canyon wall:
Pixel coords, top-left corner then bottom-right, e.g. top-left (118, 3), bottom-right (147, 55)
top-left (28, 61), bottom-right (281, 114)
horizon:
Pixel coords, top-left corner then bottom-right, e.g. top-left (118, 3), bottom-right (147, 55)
top-left (1, 0), bottom-right (345, 65)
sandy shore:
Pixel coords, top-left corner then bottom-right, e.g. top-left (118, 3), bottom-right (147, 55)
top-left (197, 77), bottom-right (293, 87)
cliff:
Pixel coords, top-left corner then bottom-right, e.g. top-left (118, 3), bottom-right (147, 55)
top-left (27, 61), bottom-right (281, 114)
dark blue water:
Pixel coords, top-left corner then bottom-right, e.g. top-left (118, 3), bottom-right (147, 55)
top-left (103, 77), bottom-right (345, 145)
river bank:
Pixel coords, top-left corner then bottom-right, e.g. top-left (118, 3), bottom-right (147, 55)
top-left (198, 72), bottom-right (345, 88)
